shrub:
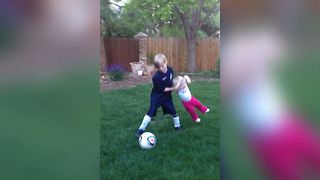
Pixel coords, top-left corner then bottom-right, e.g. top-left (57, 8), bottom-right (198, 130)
top-left (106, 64), bottom-right (125, 81)
top-left (147, 52), bottom-right (155, 65)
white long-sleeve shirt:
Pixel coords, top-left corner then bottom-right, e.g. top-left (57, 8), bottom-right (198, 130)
top-left (177, 84), bottom-right (192, 102)
top-left (234, 81), bottom-right (288, 135)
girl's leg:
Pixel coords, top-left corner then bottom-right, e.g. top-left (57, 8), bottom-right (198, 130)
top-left (182, 100), bottom-right (198, 121)
top-left (252, 117), bottom-right (320, 180)
top-left (190, 96), bottom-right (208, 113)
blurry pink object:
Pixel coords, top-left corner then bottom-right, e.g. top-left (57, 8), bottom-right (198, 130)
top-left (223, 25), bottom-right (320, 179)
top-left (251, 113), bottom-right (320, 180)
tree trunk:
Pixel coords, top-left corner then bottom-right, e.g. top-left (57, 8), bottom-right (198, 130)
top-left (100, 31), bottom-right (107, 72)
top-left (186, 33), bottom-right (197, 72)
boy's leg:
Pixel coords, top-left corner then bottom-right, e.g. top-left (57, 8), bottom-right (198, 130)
top-left (162, 101), bottom-right (181, 129)
top-left (182, 100), bottom-right (199, 122)
top-left (190, 96), bottom-right (208, 114)
top-left (172, 115), bottom-right (181, 129)
top-left (138, 114), bottom-right (152, 131)
top-left (136, 100), bottom-right (159, 137)
top-left (136, 114), bottom-right (152, 137)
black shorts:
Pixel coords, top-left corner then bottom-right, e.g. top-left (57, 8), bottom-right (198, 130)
top-left (147, 98), bottom-right (177, 117)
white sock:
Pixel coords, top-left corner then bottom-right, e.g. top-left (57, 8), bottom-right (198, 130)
top-left (173, 116), bottom-right (180, 128)
top-left (138, 115), bottom-right (151, 130)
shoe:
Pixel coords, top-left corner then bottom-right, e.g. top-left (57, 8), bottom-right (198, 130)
top-left (195, 118), bottom-right (201, 123)
top-left (205, 108), bottom-right (210, 113)
top-left (136, 129), bottom-right (144, 138)
top-left (174, 126), bottom-right (182, 131)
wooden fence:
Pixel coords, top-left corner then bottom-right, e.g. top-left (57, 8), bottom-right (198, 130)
top-left (146, 37), bottom-right (220, 72)
top-left (104, 38), bottom-right (139, 71)
top-left (104, 37), bottom-right (220, 72)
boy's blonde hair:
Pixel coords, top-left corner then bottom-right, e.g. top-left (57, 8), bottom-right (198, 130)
top-left (153, 53), bottom-right (167, 68)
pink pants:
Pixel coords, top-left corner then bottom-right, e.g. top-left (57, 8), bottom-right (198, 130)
top-left (251, 114), bottom-right (320, 180)
top-left (181, 96), bottom-right (208, 122)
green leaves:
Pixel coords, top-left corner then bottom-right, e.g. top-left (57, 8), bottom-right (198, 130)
top-left (100, 0), bottom-right (220, 38)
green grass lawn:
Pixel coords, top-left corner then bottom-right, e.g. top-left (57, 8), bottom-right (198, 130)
top-left (100, 80), bottom-right (220, 179)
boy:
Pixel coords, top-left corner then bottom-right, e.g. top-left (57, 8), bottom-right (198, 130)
top-left (136, 53), bottom-right (181, 137)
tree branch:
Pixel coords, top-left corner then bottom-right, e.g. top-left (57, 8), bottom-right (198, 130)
top-left (196, 0), bottom-right (205, 26)
top-left (198, 5), bottom-right (220, 29)
top-left (174, 5), bottom-right (190, 39)
top-left (174, 5), bottom-right (185, 20)
top-left (191, 8), bottom-right (196, 25)
top-left (109, 1), bottom-right (123, 8)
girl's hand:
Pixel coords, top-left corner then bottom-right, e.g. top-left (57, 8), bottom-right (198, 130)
top-left (184, 75), bottom-right (191, 83)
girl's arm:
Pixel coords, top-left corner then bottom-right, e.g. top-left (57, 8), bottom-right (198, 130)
top-left (183, 75), bottom-right (191, 84)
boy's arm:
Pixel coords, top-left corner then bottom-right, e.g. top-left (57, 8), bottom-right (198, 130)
top-left (164, 87), bottom-right (174, 92)
top-left (164, 86), bottom-right (178, 92)
top-left (164, 79), bottom-right (181, 92)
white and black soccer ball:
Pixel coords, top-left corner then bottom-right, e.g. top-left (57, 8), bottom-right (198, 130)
top-left (139, 132), bottom-right (157, 149)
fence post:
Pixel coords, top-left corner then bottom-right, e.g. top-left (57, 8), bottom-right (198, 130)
top-left (134, 32), bottom-right (148, 64)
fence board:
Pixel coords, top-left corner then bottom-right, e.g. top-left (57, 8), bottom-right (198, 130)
top-left (146, 37), bottom-right (219, 72)
top-left (105, 37), bottom-right (220, 72)
top-left (104, 38), bottom-right (139, 71)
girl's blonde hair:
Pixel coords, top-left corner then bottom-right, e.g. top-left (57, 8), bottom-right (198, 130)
top-left (153, 53), bottom-right (167, 68)
top-left (173, 76), bottom-right (183, 88)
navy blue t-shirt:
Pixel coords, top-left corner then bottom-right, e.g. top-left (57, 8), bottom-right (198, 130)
top-left (151, 66), bottom-right (174, 95)
top-left (146, 66), bottom-right (177, 117)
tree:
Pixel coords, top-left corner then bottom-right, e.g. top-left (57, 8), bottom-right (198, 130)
top-left (100, 23), bottom-right (107, 73)
top-left (100, 0), bottom-right (122, 37)
top-left (128, 0), bottom-right (220, 72)
top-left (100, 0), bottom-right (119, 72)
top-left (101, 0), bottom-right (220, 72)
top-left (100, 0), bottom-right (110, 73)
top-left (100, 0), bottom-right (153, 38)
top-left (173, 0), bottom-right (220, 72)
top-left (100, 0), bottom-right (134, 72)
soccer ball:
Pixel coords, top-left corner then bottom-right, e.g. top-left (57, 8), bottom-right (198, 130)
top-left (139, 132), bottom-right (157, 149)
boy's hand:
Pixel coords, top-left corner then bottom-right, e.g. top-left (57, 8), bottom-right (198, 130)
top-left (184, 75), bottom-right (191, 83)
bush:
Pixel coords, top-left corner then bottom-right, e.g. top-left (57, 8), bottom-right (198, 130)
top-left (147, 52), bottom-right (155, 65)
top-left (106, 64), bottom-right (125, 81)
